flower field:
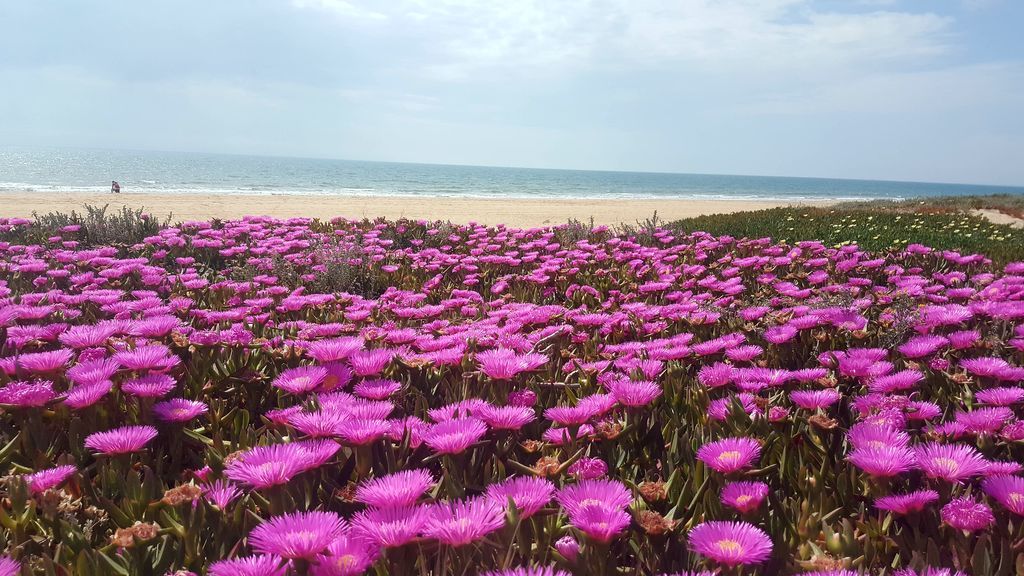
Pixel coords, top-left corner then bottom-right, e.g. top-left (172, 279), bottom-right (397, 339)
top-left (2, 211), bottom-right (1024, 575)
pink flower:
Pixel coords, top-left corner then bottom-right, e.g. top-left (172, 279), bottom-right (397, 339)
top-left (423, 497), bottom-right (505, 546)
top-left (476, 348), bottom-right (547, 380)
top-left (422, 418), bottom-right (487, 455)
top-left (568, 457), bottom-right (608, 480)
top-left (272, 366), bottom-right (328, 395)
top-left (0, 380), bottom-right (55, 407)
top-left (486, 476), bottom-right (554, 518)
top-left (84, 425), bottom-right (158, 454)
top-left (350, 506), bottom-right (429, 548)
top-left (23, 465), bottom-right (77, 494)
top-left (697, 437), bottom-right (761, 474)
top-left (687, 521), bottom-right (773, 567)
top-left (720, 481), bottom-right (769, 513)
top-left (941, 497), bottom-right (994, 532)
top-left (249, 511), bottom-right (346, 559)
top-left (355, 469), bottom-right (435, 509)
top-left (875, 490), bottom-right (939, 515)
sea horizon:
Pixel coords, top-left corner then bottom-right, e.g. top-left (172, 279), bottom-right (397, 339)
top-left (2, 145), bottom-right (1023, 202)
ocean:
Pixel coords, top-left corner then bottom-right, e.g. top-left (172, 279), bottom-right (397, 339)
top-left (1, 146), bottom-right (1022, 202)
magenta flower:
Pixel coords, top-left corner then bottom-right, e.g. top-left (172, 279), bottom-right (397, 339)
top-left (893, 569), bottom-right (967, 576)
top-left (84, 425), bottom-right (158, 454)
top-left (0, 379), bottom-right (56, 407)
top-left (478, 404), bottom-right (536, 430)
top-left (208, 554), bottom-right (288, 576)
top-left (122, 373), bottom-right (177, 397)
top-left (486, 476), bottom-right (555, 518)
top-left (272, 366), bottom-right (328, 394)
top-left (554, 535), bottom-right (580, 562)
top-left (66, 358), bottom-right (120, 385)
top-left (64, 379), bottom-right (113, 409)
top-left (897, 335), bottom-right (948, 359)
top-left (310, 538), bottom-right (380, 576)
top-left (337, 419), bottom-right (391, 446)
top-left (955, 407), bottom-right (1014, 435)
top-left (428, 398), bottom-right (491, 422)
top-left (202, 480), bottom-right (242, 509)
top-left (726, 345), bottom-right (764, 362)
top-left (984, 460), bottom-right (1023, 476)
top-left (607, 378), bottom-right (662, 407)
top-left (847, 422), bottom-right (910, 450)
top-left (868, 370), bottom-right (924, 394)
top-left (320, 362), bottom-right (354, 392)
top-left (476, 348), bottom-right (547, 380)
top-left (348, 349), bottom-right (395, 377)
top-left (789, 389), bottom-right (840, 410)
top-left (567, 505), bottom-right (631, 543)
top-left (982, 474), bottom-right (1024, 516)
top-left (16, 348), bottom-right (73, 373)
top-left (350, 506), bottom-right (429, 548)
top-left (960, 357), bottom-right (1013, 379)
top-left (948, 330), bottom-right (981, 350)
top-left (353, 378), bottom-right (401, 400)
top-left (568, 457), bottom-right (608, 480)
top-left (543, 405), bottom-right (594, 426)
top-left (915, 443), bottom-right (989, 483)
top-left (698, 363), bottom-right (736, 388)
top-left (763, 324), bottom-right (798, 344)
top-left (23, 464), bottom-right (77, 494)
top-left (875, 490), bottom-right (940, 515)
top-left (422, 418), bottom-right (487, 455)
top-left (507, 389), bottom-right (537, 407)
top-left (249, 511), bottom-right (346, 559)
top-left (556, 478), bottom-right (631, 517)
top-left (975, 387), bottom-right (1024, 405)
top-left (423, 497), bottom-right (505, 546)
top-left (355, 469), bottom-right (435, 509)
top-left (113, 344), bottom-right (180, 371)
top-left (153, 399), bottom-right (208, 422)
top-left (542, 424), bottom-right (595, 445)
top-left (0, 558), bottom-right (21, 576)
top-left (941, 497), bottom-right (994, 532)
top-left (720, 481), bottom-right (769, 513)
top-left (696, 437), bottom-right (761, 474)
top-left (305, 336), bottom-right (364, 362)
top-left (687, 521), bottom-right (773, 567)
top-left (480, 569), bottom-right (570, 576)
top-left (225, 442), bottom-right (325, 488)
top-left (848, 445), bottom-right (917, 478)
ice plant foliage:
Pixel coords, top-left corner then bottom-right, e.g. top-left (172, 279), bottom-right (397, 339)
top-left (3, 215), bottom-right (1024, 573)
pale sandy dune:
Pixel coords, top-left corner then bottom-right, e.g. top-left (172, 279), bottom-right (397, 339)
top-left (0, 191), bottom-right (834, 227)
top-left (972, 208), bottom-right (1024, 229)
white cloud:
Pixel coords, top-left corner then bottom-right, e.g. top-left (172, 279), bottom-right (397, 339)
top-left (291, 0), bottom-right (954, 81)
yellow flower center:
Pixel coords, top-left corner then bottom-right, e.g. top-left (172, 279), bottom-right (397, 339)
top-left (334, 555), bottom-right (357, 569)
top-left (717, 450), bottom-right (742, 466)
top-left (716, 539), bottom-right (742, 553)
top-left (931, 457), bottom-right (960, 476)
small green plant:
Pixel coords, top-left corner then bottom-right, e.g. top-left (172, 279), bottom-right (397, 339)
top-left (27, 204), bottom-right (172, 247)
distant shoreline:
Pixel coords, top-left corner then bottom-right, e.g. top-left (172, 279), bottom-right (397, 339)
top-left (0, 190), bottom-right (834, 227)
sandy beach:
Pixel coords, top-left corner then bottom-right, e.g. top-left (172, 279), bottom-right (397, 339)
top-left (0, 191), bottom-right (832, 227)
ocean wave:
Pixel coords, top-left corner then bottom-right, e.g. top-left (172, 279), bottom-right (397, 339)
top-left (0, 182), bottom-right (883, 202)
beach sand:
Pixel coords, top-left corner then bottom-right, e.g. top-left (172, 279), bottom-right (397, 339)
top-left (0, 191), bottom-right (833, 227)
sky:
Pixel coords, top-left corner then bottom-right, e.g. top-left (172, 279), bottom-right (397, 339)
top-left (1, 0), bottom-right (1022, 186)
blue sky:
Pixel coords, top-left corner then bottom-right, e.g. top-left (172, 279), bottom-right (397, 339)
top-left (1, 0), bottom-right (1022, 185)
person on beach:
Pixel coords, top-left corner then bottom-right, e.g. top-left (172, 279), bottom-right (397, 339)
top-left (111, 180), bottom-right (121, 194)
